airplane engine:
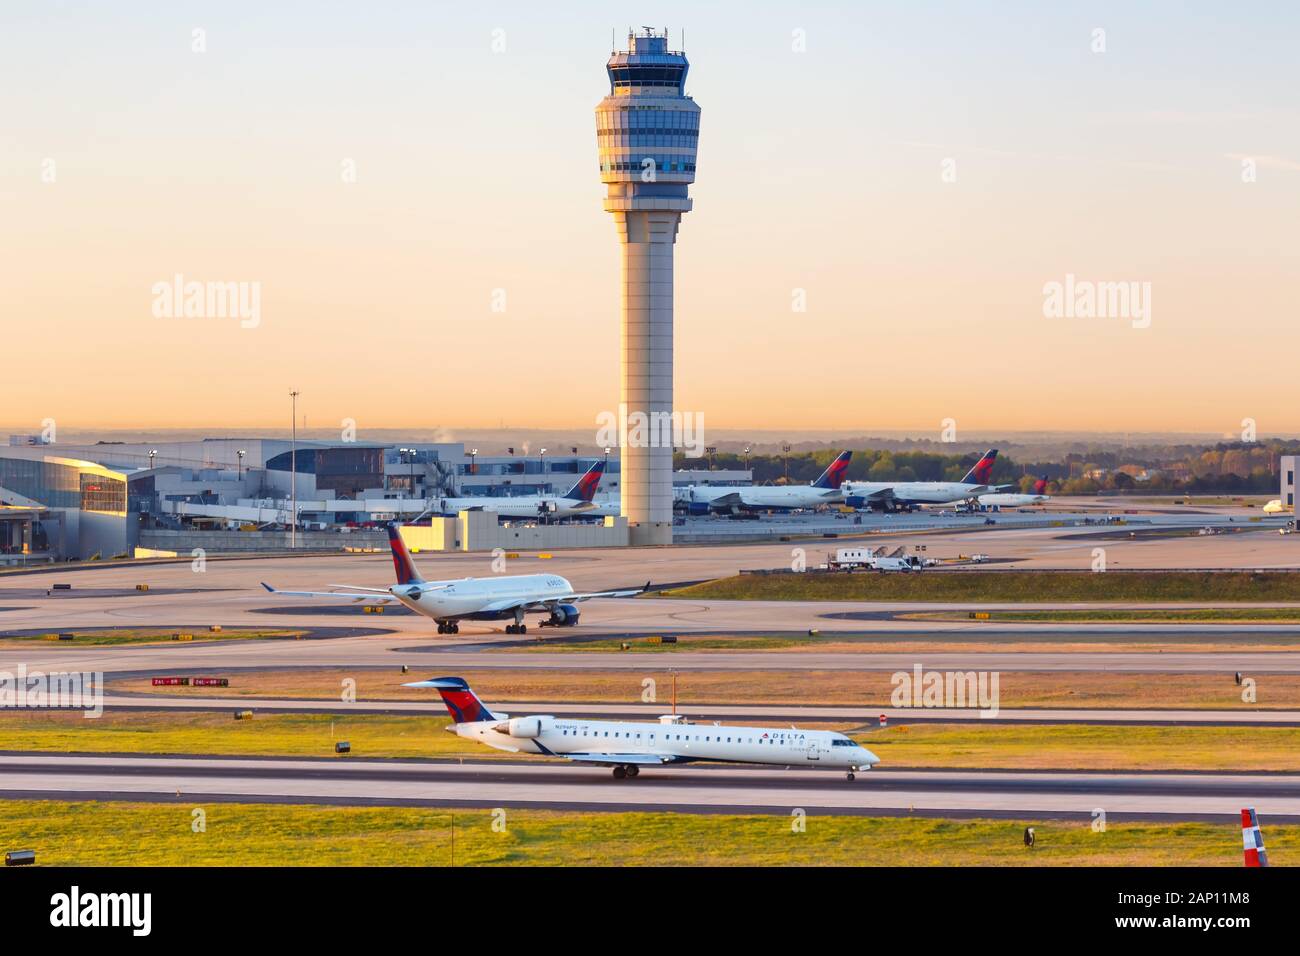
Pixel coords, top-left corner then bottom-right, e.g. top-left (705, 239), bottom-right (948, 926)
top-left (498, 717), bottom-right (548, 738)
top-left (547, 603), bottom-right (581, 627)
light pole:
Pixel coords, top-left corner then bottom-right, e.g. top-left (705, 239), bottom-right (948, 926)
top-left (290, 390), bottom-right (299, 549)
top-left (706, 446), bottom-right (717, 472)
top-left (539, 448), bottom-right (547, 492)
top-left (148, 449), bottom-right (157, 471)
top-left (470, 448), bottom-right (478, 476)
top-left (782, 442), bottom-right (792, 484)
top-left (237, 449), bottom-right (245, 479)
top-left (743, 445), bottom-right (751, 472)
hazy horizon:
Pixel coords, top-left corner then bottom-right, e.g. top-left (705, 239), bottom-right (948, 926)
top-left (7, 1), bottom-right (1298, 433)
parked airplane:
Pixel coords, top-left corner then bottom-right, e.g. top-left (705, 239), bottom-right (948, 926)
top-left (407, 676), bottom-right (881, 780)
top-left (674, 451), bottom-right (853, 514)
top-left (843, 449), bottom-right (1001, 511)
top-left (433, 461), bottom-right (607, 520)
top-left (262, 523), bottom-right (645, 634)
top-left (976, 475), bottom-right (1051, 508)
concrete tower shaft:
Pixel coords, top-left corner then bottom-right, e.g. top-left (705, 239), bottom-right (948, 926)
top-left (595, 29), bottom-right (700, 546)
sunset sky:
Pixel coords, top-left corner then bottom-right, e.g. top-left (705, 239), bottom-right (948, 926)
top-left (5, 1), bottom-right (1299, 436)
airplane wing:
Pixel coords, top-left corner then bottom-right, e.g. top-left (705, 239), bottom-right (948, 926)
top-left (475, 582), bottom-right (651, 616)
top-left (260, 582), bottom-right (398, 603)
top-left (560, 752), bottom-right (678, 765)
top-left (706, 492), bottom-right (743, 507)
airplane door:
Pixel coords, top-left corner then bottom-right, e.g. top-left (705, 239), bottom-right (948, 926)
top-left (805, 739), bottom-right (820, 761)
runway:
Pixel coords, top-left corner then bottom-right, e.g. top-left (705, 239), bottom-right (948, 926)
top-left (3, 638), bottom-right (1297, 675)
top-left (85, 693), bottom-right (1300, 726)
top-left (2, 753), bottom-right (1295, 821)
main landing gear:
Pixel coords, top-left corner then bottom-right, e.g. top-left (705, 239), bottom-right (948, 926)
top-left (845, 771), bottom-right (856, 781)
top-left (612, 765), bottom-right (640, 780)
top-left (505, 623), bottom-right (528, 635)
top-left (436, 621), bottom-right (460, 635)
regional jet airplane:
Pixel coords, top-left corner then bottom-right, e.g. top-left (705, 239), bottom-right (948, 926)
top-left (408, 676), bottom-right (881, 780)
top-left (263, 523), bottom-right (645, 634)
top-left (433, 461), bottom-right (607, 519)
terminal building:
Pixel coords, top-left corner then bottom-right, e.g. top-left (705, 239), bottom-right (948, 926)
top-left (0, 435), bottom-right (750, 562)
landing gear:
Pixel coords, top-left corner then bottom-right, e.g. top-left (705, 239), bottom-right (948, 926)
top-left (437, 622), bottom-right (460, 635)
top-left (611, 764), bottom-right (638, 780)
top-left (626, 765), bottom-right (639, 778)
top-left (846, 771), bottom-right (856, 782)
top-left (612, 765), bottom-right (627, 780)
top-left (505, 623), bottom-right (528, 635)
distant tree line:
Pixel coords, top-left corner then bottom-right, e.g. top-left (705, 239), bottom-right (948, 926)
top-left (674, 439), bottom-right (1300, 495)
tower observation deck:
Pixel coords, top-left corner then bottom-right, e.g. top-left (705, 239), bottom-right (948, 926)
top-left (595, 28), bottom-right (700, 546)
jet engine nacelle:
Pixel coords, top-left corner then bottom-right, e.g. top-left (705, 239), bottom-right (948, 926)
top-left (547, 603), bottom-right (580, 627)
top-left (497, 716), bottom-right (550, 738)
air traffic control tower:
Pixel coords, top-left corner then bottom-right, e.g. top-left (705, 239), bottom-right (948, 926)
top-left (596, 28), bottom-right (700, 546)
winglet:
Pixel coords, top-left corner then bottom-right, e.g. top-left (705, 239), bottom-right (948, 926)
top-left (261, 582), bottom-right (277, 593)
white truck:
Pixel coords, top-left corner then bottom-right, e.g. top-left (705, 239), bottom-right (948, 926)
top-left (829, 548), bottom-right (924, 572)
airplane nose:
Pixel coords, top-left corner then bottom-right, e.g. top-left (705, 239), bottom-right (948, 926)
top-left (860, 748), bottom-right (880, 766)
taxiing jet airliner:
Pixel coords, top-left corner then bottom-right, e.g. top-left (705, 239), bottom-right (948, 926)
top-left (675, 451), bottom-right (852, 514)
top-left (263, 523), bottom-right (644, 634)
top-left (408, 676), bottom-right (881, 780)
top-left (433, 461), bottom-right (607, 519)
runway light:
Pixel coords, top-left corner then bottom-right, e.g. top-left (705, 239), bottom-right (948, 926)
top-left (234, 710), bottom-right (253, 720)
top-left (1024, 827), bottom-right (1035, 847)
top-left (4, 850), bottom-right (35, 867)
top-left (335, 741), bottom-right (351, 755)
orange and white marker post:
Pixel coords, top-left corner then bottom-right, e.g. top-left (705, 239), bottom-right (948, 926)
top-left (1242, 807), bottom-right (1269, 867)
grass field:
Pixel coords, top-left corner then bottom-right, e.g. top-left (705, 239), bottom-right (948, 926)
top-left (5, 710), bottom-right (1300, 770)
top-left (662, 571), bottom-right (1300, 603)
top-left (865, 723), bottom-right (1300, 771)
top-left (0, 800), bottom-right (1289, 866)
top-left (107, 667), bottom-right (1300, 709)
top-left (904, 608), bottom-right (1300, 624)
top-left (0, 627), bottom-right (303, 646)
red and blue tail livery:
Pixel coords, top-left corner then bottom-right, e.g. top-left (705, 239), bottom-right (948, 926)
top-left (1033, 475), bottom-right (1048, 495)
top-left (1242, 807), bottom-right (1269, 867)
top-left (812, 450), bottom-right (853, 489)
top-left (563, 460), bottom-right (606, 502)
top-left (960, 449), bottom-right (999, 485)
top-left (405, 676), bottom-right (500, 723)
top-left (386, 522), bottom-right (425, 585)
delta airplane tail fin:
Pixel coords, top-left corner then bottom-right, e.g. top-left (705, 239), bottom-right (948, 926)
top-left (960, 449), bottom-right (999, 485)
top-left (1242, 807), bottom-right (1269, 867)
top-left (562, 460), bottom-right (606, 502)
top-left (1033, 475), bottom-right (1049, 495)
top-left (403, 676), bottom-right (500, 723)
top-left (812, 451), bottom-right (853, 489)
top-left (386, 522), bottom-right (425, 586)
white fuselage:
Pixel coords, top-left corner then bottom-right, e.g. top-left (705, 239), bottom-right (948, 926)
top-left (434, 496), bottom-right (594, 519)
top-left (976, 492), bottom-right (1049, 507)
top-left (393, 574), bottom-right (574, 620)
top-left (451, 716), bottom-right (879, 771)
top-left (675, 484), bottom-right (841, 511)
top-left (844, 480), bottom-right (987, 506)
